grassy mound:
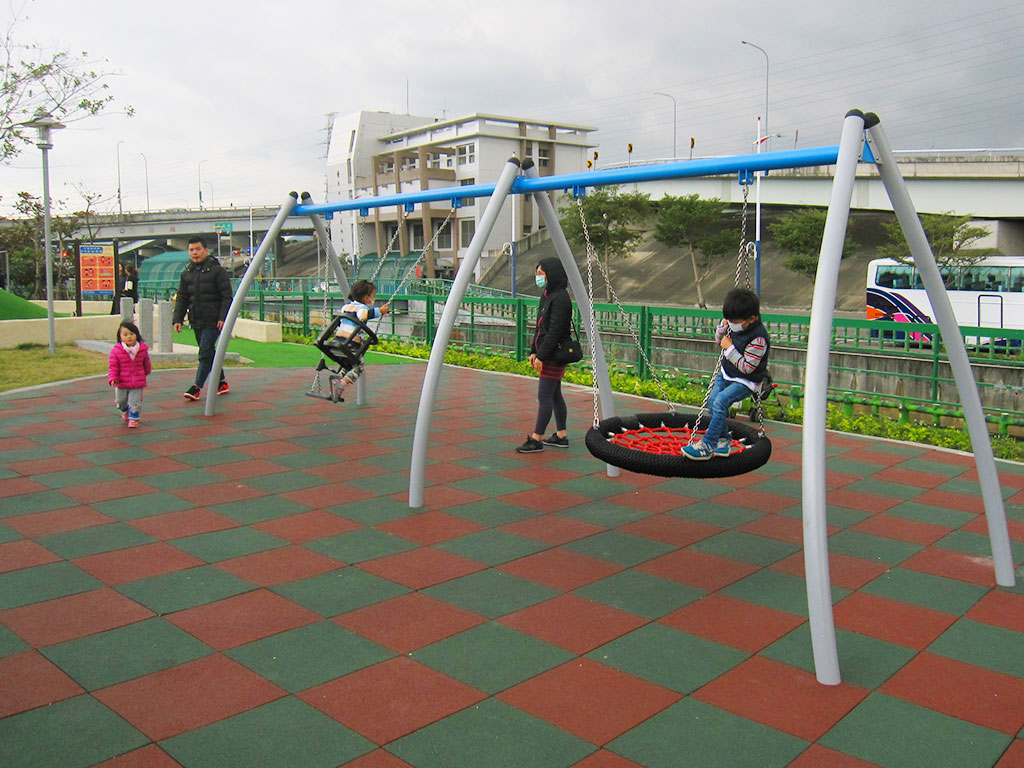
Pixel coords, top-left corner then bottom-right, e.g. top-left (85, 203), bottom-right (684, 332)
top-left (0, 289), bottom-right (48, 320)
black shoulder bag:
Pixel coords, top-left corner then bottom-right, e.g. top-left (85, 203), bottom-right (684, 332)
top-left (552, 319), bottom-right (583, 364)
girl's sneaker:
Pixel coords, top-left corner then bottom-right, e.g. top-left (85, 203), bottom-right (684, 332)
top-left (128, 418), bottom-right (140, 429)
top-left (121, 410), bottom-right (129, 423)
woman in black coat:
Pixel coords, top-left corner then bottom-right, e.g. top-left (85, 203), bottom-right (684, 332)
top-left (517, 256), bottom-right (573, 453)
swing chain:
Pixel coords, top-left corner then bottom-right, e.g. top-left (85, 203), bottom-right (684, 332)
top-left (736, 182), bottom-right (756, 291)
top-left (575, 198), bottom-right (675, 419)
top-left (582, 205), bottom-right (602, 428)
top-left (369, 208), bottom-right (406, 284)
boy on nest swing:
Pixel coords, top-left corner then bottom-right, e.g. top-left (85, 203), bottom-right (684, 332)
top-left (683, 288), bottom-right (771, 460)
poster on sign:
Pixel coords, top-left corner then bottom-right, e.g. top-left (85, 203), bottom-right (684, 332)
top-left (80, 244), bottom-right (116, 296)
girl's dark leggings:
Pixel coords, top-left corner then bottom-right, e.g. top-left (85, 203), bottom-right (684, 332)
top-left (534, 377), bottom-right (567, 435)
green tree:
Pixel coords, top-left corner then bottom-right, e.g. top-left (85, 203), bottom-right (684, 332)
top-left (877, 212), bottom-right (993, 276)
top-left (652, 193), bottom-right (733, 308)
top-left (0, 191), bottom-right (79, 299)
top-left (769, 208), bottom-right (855, 281)
top-left (559, 186), bottom-right (650, 301)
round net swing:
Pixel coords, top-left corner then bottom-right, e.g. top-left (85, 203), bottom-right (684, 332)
top-left (576, 182), bottom-right (772, 479)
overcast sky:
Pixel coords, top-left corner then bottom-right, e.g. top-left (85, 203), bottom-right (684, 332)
top-left (3, 0), bottom-right (1024, 217)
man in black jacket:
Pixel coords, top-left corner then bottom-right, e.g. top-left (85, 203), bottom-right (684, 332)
top-left (173, 236), bottom-right (233, 400)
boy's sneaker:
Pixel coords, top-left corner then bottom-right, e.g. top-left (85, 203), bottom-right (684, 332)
top-left (515, 436), bottom-right (544, 453)
top-left (682, 441), bottom-right (713, 460)
top-left (217, 381), bottom-right (230, 396)
top-left (541, 433), bottom-right (569, 448)
top-left (713, 440), bottom-right (732, 458)
top-left (183, 385), bottom-right (201, 400)
top-left (127, 418), bottom-right (139, 429)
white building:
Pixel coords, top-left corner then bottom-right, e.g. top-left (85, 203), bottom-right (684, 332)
top-left (325, 111), bottom-right (596, 279)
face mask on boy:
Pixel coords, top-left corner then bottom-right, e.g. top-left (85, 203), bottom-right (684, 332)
top-left (727, 321), bottom-right (746, 333)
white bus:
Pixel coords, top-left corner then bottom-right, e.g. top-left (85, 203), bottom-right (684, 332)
top-left (866, 256), bottom-right (1024, 343)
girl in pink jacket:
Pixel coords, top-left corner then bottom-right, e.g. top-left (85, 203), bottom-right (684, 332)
top-left (108, 321), bottom-right (152, 428)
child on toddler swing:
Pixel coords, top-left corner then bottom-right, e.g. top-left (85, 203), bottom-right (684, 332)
top-left (332, 279), bottom-right (389, 400)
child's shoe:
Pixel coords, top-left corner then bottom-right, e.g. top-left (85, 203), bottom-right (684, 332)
top-left (121, 410), bottom-right (129, 423)
top-left (217, 381), bottom-right (230, 396)
top-left (128, 418), bottom-right (140, 429)
top-left (682, 440), bottom-right (713, 460)
top-left (184, 385), bottom-right (201, 400)
top-left (713, 439), bottom-right (732, 458)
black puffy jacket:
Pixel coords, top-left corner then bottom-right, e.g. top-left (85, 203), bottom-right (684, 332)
top-left (173, 256), bottom-right (233, 329)
top-left (531, 256), bottom-right (573, 361)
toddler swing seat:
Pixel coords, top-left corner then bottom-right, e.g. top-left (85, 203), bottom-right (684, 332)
top-left (306, 312), bottom-right (379, 403)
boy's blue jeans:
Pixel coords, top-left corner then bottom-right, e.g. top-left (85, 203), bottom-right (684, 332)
top-left (701, 372), bottom-right (754, 447)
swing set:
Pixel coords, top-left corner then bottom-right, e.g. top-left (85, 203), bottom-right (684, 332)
top-left (204, 110), bottom-right (1015, 686)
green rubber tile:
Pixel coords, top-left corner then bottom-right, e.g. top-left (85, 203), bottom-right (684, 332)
top-left (360, 451), bottom-right (420, 472)
top-left (412, 621), bottom-right (572, 694)
top-left (91, 492), bottom-right (196, 521)
top-left (172, 448), bottom-right (251, 468)
top-left (36, 523), bottom-right (155, 559)
top-left (548, 455), bottom-right (605, 475)
top-left (821, 692), bottom-right (1011, 768)
top-left (444, 499), bottom-right (541, 527)
top-left (0, 489), bottom-right (79, 518)
top-left (79, 447), bottom-right (155, 465)
top-left (388, 697), bottom-right (593, 768)
top-left (778, 504), bottom-right (871, 529)
top-left (608, 697), bottom-right (807, 768)
top-left (455, 454), bottom-right (530, 473)
top-left (884, 501), bottom-right (974, 529)
top-left (936, 530), bottom-right (1024, 561)
top-left (574, 570), bottom-right (704, 619)
top-left (761, 624), bottom-right (915, 690)
top-left (826, 529), bottom-right (923, 565)
top-left (436, 529), bottom-right (549, 566)
top-left (564, 530), bottom-right (675, 567)
top-left (269, 450), bottom-right (337, 469)
top-left (691, 530), bottom-right (801, 567)
top-left (346, 472), bottom-right (415, 497)
top-left (245, 471), bottom-right (328, 494)
top-left (587, 623), bottom-right (747, 694)
top-left (559, 500), bottom-right (651, 528)
top-left (0, 522), bottom-right (22, 543)
top-left (0, 466), bottom-right (17, 480)
top-left (327, 497), bottom-right (417, 525)
top-left (171, 527), bottom-right (287, 563)
top-left (292, 434), bottom-right (350, 450)
top-left (227, 620), bottom-right (393, 693)
top-left (669, 503), bottom-right (763, 528)
top-left (0, 694), bottom-right (148, 768)
top-left (450, 474), bottom-right (536, 498)
top-left (42, 617), bottom-right (212, 690)
top-left (552, 475), bottom-right (632, 499)
top-left (0, 447), bottom-right (63, 465)
top-left (826, 457), bottom-right (892, 477)
top-left (866, 442), bottom-right (928, 457)
top-left (0, 561), bottom-right (101, 611)
top-left (205, 431), bottom-right (271, 447)
top-left (160, 696), bottom-right (374, 768)
top-left (896, 457), bottom-right (969, 478)
top-left (140, 468), bottom-right (228, 491)
top-left (841, 478), bottom-right (923, 502)
top-left (0, 622), bottom-right (29, 658)
top-left (928, 618), bottom-right (1024, 678)
top-left (304, 528), bottom-right (416, 564)
top-left (423, 569), bottom-right (558, 618)
top-left (210, 496), bottom-right (310, 525)
top-left (721, 569), bottom-right (849, 618)
top-left (861, 567), bottom-right (987, 615)
top-left (116, 565), bottom-right (256, 614)
top-left (272, 568), bottom-right (408, 617)
top-left (748, 477), bottom-right (803, 498)
top-left (936, 476), bottom-right (1013, 499)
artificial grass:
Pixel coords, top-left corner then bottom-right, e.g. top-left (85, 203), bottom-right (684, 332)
top-left (0, 289), bottom-right (48, 320)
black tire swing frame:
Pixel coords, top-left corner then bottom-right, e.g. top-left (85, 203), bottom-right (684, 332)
top-left (305, 312), bottom-right (379, 403)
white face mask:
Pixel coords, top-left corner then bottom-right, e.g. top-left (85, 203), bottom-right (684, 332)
top-left (727, 321), bottom-right (746, 333)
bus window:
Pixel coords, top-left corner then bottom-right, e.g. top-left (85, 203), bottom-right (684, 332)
top-left (940, 267), bottom-right (958, 290)
top-left (961, 266), bottom-right (985, 291)
top-left (876, 264), bottom-right (913, 288)
top-left (983, 267), bottom-right (1009, 291)
top-left (1009, 267), bottom-right (1024, 292)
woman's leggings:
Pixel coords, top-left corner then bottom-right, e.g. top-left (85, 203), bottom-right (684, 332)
top-left (534, 377), bottom-right (567, 435)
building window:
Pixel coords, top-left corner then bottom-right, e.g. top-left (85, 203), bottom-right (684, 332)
top-left (378, 160), bottom-right (394, 174)
top-left (384, 224), bottom-right (399, 253)
top-left (434, 220), bottom-right (452, 250)
top-left (427, 152), bottom-right (442, 169)
top-left (456, 143), bottom-right (475, 165)
top-left (538, 145), bottom-right (550, 168)
top-left (345, 159), bottom-right (352, 182)
top-left (410, 222), bottom-right (424, 251)
top-left (348, 130), bottom-right (356, 152)
top-left (460, 219), bottom-right (476, 248)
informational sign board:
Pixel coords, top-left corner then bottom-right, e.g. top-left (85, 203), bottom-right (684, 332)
top-left (214, 222), bottom-right (234, 234)
top-left (79, 244), bottom-right (116, 295)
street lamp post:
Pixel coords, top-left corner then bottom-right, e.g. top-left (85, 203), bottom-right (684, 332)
top-left (198, 159), bottom-right (207, 209)
top-left (742, 40), bottom-right (770, 295)
top-left (21, 109), bottom-right (65, 354)
top-left (653, 91), bottom-right (677, 160)
top-left (139, 152), bottom-right (150, 212)
top-left (116, 140), bottom-right (125, 214)
top-left (1, 250), bottom-right (9, 292)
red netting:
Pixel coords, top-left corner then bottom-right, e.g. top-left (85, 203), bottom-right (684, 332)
top-left (607, 426), bottom-right (748, 456)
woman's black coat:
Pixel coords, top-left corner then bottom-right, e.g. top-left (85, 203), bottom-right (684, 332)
top-left (531, 256), bottom-right (572, 362)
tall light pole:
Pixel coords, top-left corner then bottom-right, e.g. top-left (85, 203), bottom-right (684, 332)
top-left (653, 91), bottom-right (677, 160)
top-left (116, 140), bottom-right (125, 214)
top-left (198, 159), bottom-right (207, 209)
top-left (21, 109), bottom-right (65, 354)
top-left (1, 250), bottom-right (9, 292)
top-left (741, 41), bottom-right (770, 152)
top-left (139, 152), bottom-right (150, 212)
top-left (742, 41), bottom-right (770, 295)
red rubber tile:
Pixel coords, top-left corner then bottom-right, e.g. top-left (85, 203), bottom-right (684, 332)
top-left (128, 508), bottom-right (240, 540)
top-left (660, 594), bottom-right (805, 653)
top-left (963, 514), bottom-right (1024, 543)
top-left (215, 546), bottom-right (343, 586)
top-left (73, 542), bottom-right (205, 586)
top-left (205, 458), bottom-right (290, 481)
top-left (850, 515), bottom-right (952, 546)
top-left (94, 654), bottom-right (286, 740)
top-left (603, 488), bottom-right (695, 514)
top-left (881, 652), bottom-right (1024, 734)
top-left (144, 438), bottom-right (229, 457)
top-left (355, 547), bottom-right (486, 590)
top-left (709, 488), bottom-right (798, 514)
top-left (2, 505), bottom-right (114, 538)
top-left (693, 656), bottom-right (869, 741)
top-left (234, 441), bottom-right (305, 459)
top-left (0, 539), bottom-right (61, 573)
top-left (92, 744), bottom-right (182, 768)
top-left (252, 510), bottom-right (360, 544)
top-left (498, 658), bottom-right (680, 745)
top-left (61, 478), bottom-right (158, 505)
top-left (843, 447), bottom-right (908, 467)
top-left (900, 546), bottom-right (998, 587)
top-left (872, 466), bottom-right (950, 489)
top-left (166, 589), bottom-right (320, 650)
top-left (499, 515), bottom-right (605, 545)
top-left (825, 487), bottom-right (901, 514)
top-left (334, 593), bottom-right (486, 654)
top-left (6, 455), bottom-right (92, 475)
top-left (0, 476), bottom-right (47, 498)
top-left (498, 594), bottom-right (647, 655)
top-left (618, 515), bottom-right (723, 547)
top-left (0, 437), bottom-right (35, 452)
top-left (498, 548), bottom-right (624, 592)
top-left (422, 462), bottom-right (484, 484)
top-left (418, 485), bottom-right (489, 510)
top-left (915, 488), bottom-right (985, 515)
top-left (771, 551), bottom-right (891, 591)
top-left (104, 457), bottom-right (193, 478)
top-left (498, 487), bottom-right (593, 514)
top-left (169, 480), bottom-right (267, 506)
top-left (995, 740), bottom-right (1024, 768)
top-left (339, 750), bottom-right (413, 768)
top-left (832, 592), bottom-right (957, 649)
top-left (636, 548), bottom-right (759, 591)
top-left (323, 443), bottom-right (397, 460)
top-left (966, 590), bottom-right (1024, 633)
top-left (0, 650), bottom-right (84, 718)
top-left (738, 513), bottom-right (815, 544)
top-left (306, 461), bottom-right (386, 481)
top-left (280, 482), bottom-right (377, 508)
top-left (299, 656), bottom-right (485, 744)
top-left (499, 465), bottom-right (583, 486)
top-left (0, 588), bottom-right (154, 647)
top-left (375, 510), bottom-right (485, 545)
top-left (787, 744), bottom-right (883, 767)
top-left (571, 751), bottom-right (646, 768)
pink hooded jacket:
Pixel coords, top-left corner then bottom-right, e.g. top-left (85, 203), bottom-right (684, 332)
top-left (108, 342), bottom-right (152, 389)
